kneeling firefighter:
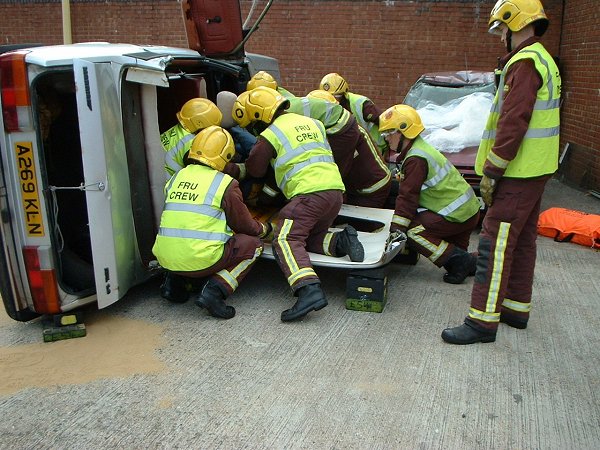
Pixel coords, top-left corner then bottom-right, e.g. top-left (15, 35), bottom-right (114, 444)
top-left (153, 126), bottom-right (271, 319)
top-left (229, 86), bottom-right (365, 322)
top-left (160, 98), bottom-right (223, 179)
top-left (379, 105), bottom-right (481, 284)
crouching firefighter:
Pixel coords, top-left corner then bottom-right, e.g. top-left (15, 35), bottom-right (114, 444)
top-left (379, 105), bottom-right (481, 284)
top-left (229, 86), bottom-right (365, 322)
top-left (160, 97), bottom-right (223, 179)
top-left (153, 126), bottom-right (271, 319)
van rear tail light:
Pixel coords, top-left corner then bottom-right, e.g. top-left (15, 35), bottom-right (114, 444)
top-left (0, 52), bottom-right (32, 132)
top-left (22, 246), bottom-right (61, 314)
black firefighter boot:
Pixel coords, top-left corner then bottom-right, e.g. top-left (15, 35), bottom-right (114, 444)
top-left (281, 283), bottom-right (328, 322)
top-left (335, 225), bottom-right (365, 262)
top-left (160, 272), bottom-right (190, 303)
top-left (442, 248), bottom-right (477, 284)
top-left (195, 279), bottom-right (235, 319)
top-left (441, 320), bottom-right (496, 345)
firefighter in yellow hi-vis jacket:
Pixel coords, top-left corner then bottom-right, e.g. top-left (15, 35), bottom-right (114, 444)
top-left (228, 86), bottom-right (365, 322)
top-left (379, 105), bottom-right (481, 285)
top-left (153, 126), bottom-right (271, 319)
top-left (442, 0), bottom-right (561, 344)
top-left (319, 72), bottom-right (388, 156)
top-left (160, 98), bottom-right (223, 179)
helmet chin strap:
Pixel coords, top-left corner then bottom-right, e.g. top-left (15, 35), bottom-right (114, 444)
top-left (506, 29), bottom-right (513, 52)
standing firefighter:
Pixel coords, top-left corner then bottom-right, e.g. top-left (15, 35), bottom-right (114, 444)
top-left (442, 0), bottom-right (561, 344)
top-left (231, 86), bottom-right (365, 322)
top-left (380, 105), bottom-right (481, 284)
top-left (153, 126), bottom-right (271, 319)
top-left (319, 72), bottom-right (388, 156)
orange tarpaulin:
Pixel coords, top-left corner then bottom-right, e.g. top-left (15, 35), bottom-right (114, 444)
top-left (538, 207), bottom-right (600, 249)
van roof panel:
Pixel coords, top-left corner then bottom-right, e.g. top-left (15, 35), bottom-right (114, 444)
top-left (22, 42), bottom-right (200, 67)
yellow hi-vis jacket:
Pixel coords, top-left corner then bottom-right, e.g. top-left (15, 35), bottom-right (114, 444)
top-left (161, 123), bottom-right (195, 178)
top-left (476, 42), bottom-right (561, 178)
top-left (287, 97), bottom-right (351, 135)
top-left (393, 136), bottom-right (480, 229)
top-left (152, 164), bottom-right (233, 271)
top-left (261, 113), bottom-right (345, 199)
top-left (347, 92), bottom-right (387, 155)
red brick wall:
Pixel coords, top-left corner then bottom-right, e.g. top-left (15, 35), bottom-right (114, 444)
top-left (239, 1), bottom-right (562, 102)
top-left (0, 0), bottom-right (597, 190)
top-left (556, 0), bottom-right (600, 190)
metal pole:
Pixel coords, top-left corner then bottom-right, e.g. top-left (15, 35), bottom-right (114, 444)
top-left (62, 0), bottom-right (72, 44)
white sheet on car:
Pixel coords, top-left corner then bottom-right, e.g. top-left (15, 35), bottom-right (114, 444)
top-left (417, 92), bottom-right (494, 153)
top-left (260, 204), bottom-right (404, 269)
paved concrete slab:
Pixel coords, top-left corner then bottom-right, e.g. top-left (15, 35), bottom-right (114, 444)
top-left (1, 178), bottom-right (599, 449)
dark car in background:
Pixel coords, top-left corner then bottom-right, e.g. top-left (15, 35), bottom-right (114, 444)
top-left (396, 70), bottom-right (496, 209)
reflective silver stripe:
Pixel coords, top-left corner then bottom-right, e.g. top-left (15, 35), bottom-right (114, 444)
top-left (502, 298), bottom-right (531, 313)
top-left (164, 202), bottom-right (225, 220)
top-left (485, 221), bottom-right (511, 312)
top-left (357, 172), bottom-right (391, 194)
top-left (482, 129), bottom-right (496, 140)
top-left (288, 267), bottom-right (318, 287)
top-left (276, 141), bottom-right (326, 168)
top-left (158, 227), bottom-right (230, 242)
top-left (262, 184), bottom-right (279, 197)
top-left (300, 97), bottom-right (311, 117)
top-left (280, 154), bottom-right (335, 190)
top-left (269, 124), bottom-right (326, 169)
top-left (327, 109), bottom-right (350, 135)
top-left (322, 231), bottom-right (335, 255)
top-left (521, 49), bottom-right (555, 103)
top-left (165, 133), bottom-right (195, 172)
top-left (217, 246), bottom-right (263, 291)
top-left (484, 126), bottom-right (559, 140)
top-left (323, 102), bottom-right (336, 124)
top-left (437, 189), bottom-right (475, 216)
top-left (534, 98), bottom-right (560, 110)
top-left (494, 48), bottom-right (558, 117)
top-left (165, 173), bottom-right (178, 192)
top-left (407, 224), bottom-right (448, 262)
top-left (300, 97), bottom-right (336, 124)
top-left (205, 171), bottom-right (226, 205)
top-left (468, 307), bottom-right (500, 323)
top-left (392, 215), bottom-right (410, 228)
top-left (409, 148), bottom-right (452, 190)
top-left (524, 126), bottom-right (560, 138)
top-left (487, 151), bottom-right (510, 169)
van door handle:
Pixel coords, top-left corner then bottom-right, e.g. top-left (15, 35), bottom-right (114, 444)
top-left (207, 16), bottom-right (222, 24)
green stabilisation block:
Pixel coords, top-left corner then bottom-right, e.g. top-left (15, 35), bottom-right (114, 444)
top-left (43, 324), bottom-right (87, 342)
top-left (345, 268), bottom-right (388, 313)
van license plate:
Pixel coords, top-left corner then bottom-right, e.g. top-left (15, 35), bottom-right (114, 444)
top-left (15, 141), bottom-right (45, 237)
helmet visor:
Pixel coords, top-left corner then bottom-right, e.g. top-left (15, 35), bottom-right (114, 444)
top-left (488, 20), bottom-right (504, 35)
top-left (380, 130), bottom-right (399, 139)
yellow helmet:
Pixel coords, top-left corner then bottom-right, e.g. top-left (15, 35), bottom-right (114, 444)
top-left (176, 98), bottom-right (223, 133)
top-left (245, 86), bottom-right (289, 124)
top-left (247, 71), bottom-right (278, 91)
top-left (232, 91), bottom-right (252, 128)
top-left (379, 105), bottom-right (424, 140)
top-left (306, 89), bottom-right (339, 104)
top-left (188, 125), bottom-right (234, 172)
top-left (488, 0), bottom-right (548, 35)
top-left (319, 73), bottom-right (349, 96)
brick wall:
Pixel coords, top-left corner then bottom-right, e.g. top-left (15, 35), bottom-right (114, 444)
top-left (556, 0), bottom-right (600, 190)
top-left (0, 0), bottom-right (597, 191)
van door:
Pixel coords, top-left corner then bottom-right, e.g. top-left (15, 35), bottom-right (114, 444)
top-left (72, 59), bottom-right (142, 309)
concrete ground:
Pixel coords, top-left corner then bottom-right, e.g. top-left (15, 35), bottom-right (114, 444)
top-left (1, 178), bottom-right (599, 450)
